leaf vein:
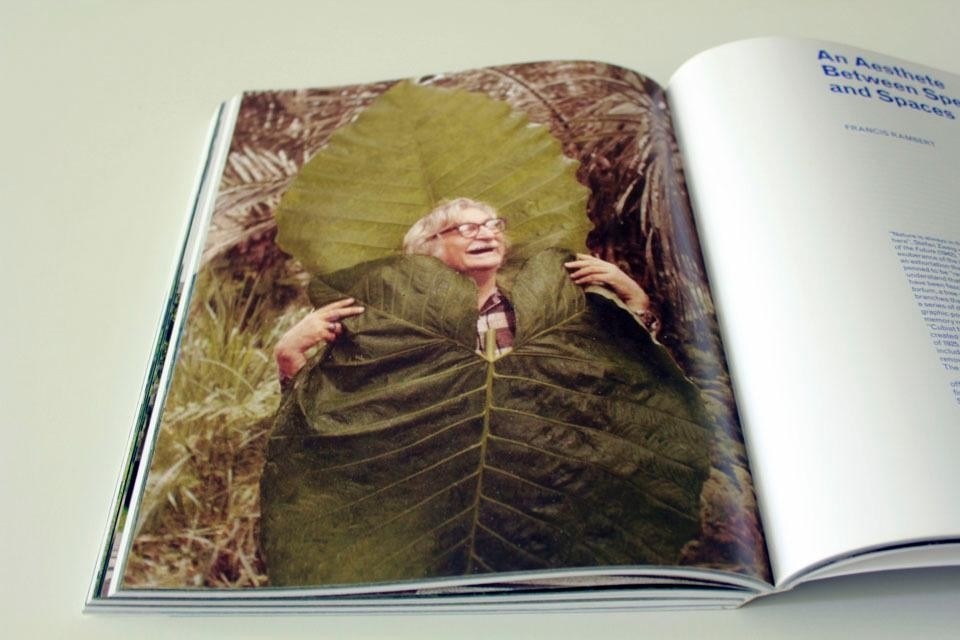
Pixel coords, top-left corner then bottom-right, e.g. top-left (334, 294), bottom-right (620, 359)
top-left (315, 412), bottom-right (485, 472)
top-left (488, 430), bottom-right (699, 525)
top-left (475, 523), bottom-right (550, 568)
top-left (336, 472), bottom-right (482, 553)
top-left (490, 407), bottom-right (701, 474)
top-left (381, 506), bottom-right (474, 565)
top-left (469, 553), bottom-right (495, 574)
top-left (320, 447), bottom-right (482, 519)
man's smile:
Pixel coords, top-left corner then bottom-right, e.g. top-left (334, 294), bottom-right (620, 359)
top-left (467, 244), bottom-right (499, 255)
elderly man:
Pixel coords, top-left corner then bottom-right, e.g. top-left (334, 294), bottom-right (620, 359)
top-left (275, 197), bottom-right (659, 381)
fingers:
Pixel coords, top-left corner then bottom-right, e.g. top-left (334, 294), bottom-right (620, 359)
top-left (289, 298), bottom-right (366, 344)
top-left (566, 256), bottom-right (618, 287)
top-left (571, 275), bottom-right (604, 286)
top-left (565, 256), bottom-right (647, 308)
top-left (322, 297), bottom-right (356, 310)
top-left (314, 298), bottom-right (365, 323)
top-left (319, 306), bottom-right (365, 322)
top-left (315, 321), bottom-right (340, 343)
top-left (567, 253), bottom-right (612, 264)
top-left (564, 255), bottom-right (614, 272)
top-left (318, 297), bottom-right (364, 319)
top-left (274, 297), bottom-right (366, 380)
top-left (567, 265), bottom-right (611, 281)
top-left (563, 257), bottom-right (600, 269)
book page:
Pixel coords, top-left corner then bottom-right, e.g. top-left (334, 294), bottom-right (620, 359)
top-left (95, 61), bottom-right (772, 607)
top-left (668, 37), bottom-right (960, 585)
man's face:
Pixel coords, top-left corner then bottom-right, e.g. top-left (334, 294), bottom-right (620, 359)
top-left (435, 207), bottom-right (506, 278)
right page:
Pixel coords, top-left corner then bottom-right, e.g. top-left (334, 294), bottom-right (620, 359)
top-left (667, 37), bottom-right (960, 586)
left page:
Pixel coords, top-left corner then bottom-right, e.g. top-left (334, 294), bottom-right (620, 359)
top-left (91, 61), bottom-right (769, 609)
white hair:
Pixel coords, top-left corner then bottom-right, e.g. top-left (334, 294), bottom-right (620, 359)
top-left (401, 197), bottom-right (503, 257)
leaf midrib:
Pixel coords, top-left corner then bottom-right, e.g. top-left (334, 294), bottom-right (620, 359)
top-left (464, 343), bottom-right (497, 573)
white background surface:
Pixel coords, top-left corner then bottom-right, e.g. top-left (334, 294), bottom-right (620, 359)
top-left (2, 1), bottom-right (958, 637)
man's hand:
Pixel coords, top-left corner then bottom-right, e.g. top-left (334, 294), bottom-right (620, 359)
top-left (564, 254), bottom-right (651, 314)
top-left (274, 297), bottom-right (365, 381)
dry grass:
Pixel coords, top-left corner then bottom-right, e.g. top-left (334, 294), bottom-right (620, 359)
top-left (123, 268), bottom-right (306, 588)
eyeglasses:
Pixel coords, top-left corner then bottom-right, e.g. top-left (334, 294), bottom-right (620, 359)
top-left (435, 218), bottom-right (507, 239)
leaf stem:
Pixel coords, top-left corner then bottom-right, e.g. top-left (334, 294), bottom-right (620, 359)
top-left (466, 327), bottom-right (498, 573)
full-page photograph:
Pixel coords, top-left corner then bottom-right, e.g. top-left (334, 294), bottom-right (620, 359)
top-left (94, 61), bottom-right (769, 603)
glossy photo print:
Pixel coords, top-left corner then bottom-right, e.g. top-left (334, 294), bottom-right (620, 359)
top-left (115, 61), bottom-right (770, 591)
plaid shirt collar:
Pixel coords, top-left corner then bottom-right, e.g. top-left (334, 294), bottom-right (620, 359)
top-left (476, 289), bottom-right (516, 357)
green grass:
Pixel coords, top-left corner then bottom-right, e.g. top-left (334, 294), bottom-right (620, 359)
top-left (124, 267), bottom-right (306, 588)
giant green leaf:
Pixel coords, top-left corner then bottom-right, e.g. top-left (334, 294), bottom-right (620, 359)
top-left (274, 81), bottom-right (591, 274)
top-left (260, 250), bottom-right (711, 587)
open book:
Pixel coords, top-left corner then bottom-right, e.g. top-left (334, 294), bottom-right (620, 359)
top-left (86, 36), bottom-right (960, 612)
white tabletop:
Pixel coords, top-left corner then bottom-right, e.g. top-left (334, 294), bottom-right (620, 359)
top-left (3, 1), bottom-right (959, 637)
